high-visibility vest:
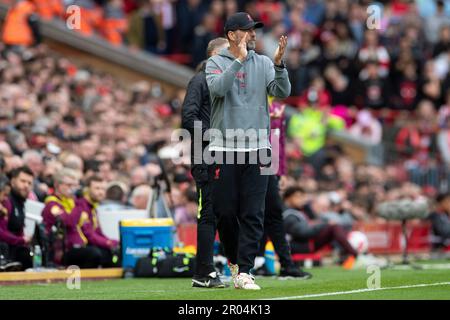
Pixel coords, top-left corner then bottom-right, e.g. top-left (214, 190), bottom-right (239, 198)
top-left (2, 0), bottom-right (36, 46)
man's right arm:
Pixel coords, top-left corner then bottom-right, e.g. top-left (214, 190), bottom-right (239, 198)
top-left (43, 201), bottom-right (82, 228)
top-left (284, 212), bottom-right (326, 240)
top-left (206, 58), bottom-right (242, 98)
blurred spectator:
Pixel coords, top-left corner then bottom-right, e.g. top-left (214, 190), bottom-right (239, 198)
top-left (33, 0), bottom-right (64, 21)
top-left (130, 166), bottom-right (149, 191)
top-left (288, 87), bottom-right (344, 173)
top-left (348, 110), bottom-right (382, 145)
top-left (2, 0), bottom-right (38, 49)
top-left (126, 0), bottom-right (150, 50)
top-left (100, 0), bottom-right (128, 46)
top-left (174, 189), bottom-right (197, 225)
top-left (72, 0), bottom-right (103, 37)
top-left (396, 100), bottom-right (438, 164)
top-left (323, 64), bottom-right (353, 107)
top-left (358, 29), bottom-right (390, 77)
top-left (433, 25), bottom-right (450, 58)
top-left (176, 0), bottom-right (207, 53)
top-left (130, 184), bottom-right (152, 209)
top-left (190, 12), bottom-right (218, 68)
top-left (22, 150), bottom-right (47, 201)
top-left (392, 61), bottom-right (420, 110)
top-left (262, 20), bottom-right (286, 58)
top-left (422, 60), bottom-right (443, 107)
top-left (356, 60), bottom-right (391, 110)
top-left (425, 0), bottom-right (450, 45)
top-left (98, 181), bottom-right (131, 211)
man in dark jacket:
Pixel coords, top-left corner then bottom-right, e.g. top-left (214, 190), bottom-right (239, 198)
top-left (182, 37), bottom-right (229, 288)
top-left (429, 193), bottom-right (450, 249)
top-left (282, 187), bottom-right (358, 269)
top-left (0, 166), bottom-right (34, 270)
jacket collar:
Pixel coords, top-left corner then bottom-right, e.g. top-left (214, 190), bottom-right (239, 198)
top-left (83, 191), bottom-right (99, 209)
top-left (219, 48), bottom-right (255, 61)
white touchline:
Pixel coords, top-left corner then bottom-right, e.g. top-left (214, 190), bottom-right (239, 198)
top-left (263, 282), bottom-right (450, 300)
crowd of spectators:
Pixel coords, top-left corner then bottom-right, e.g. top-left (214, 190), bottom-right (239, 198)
top-left (0, 0), bottom-right (449, 233)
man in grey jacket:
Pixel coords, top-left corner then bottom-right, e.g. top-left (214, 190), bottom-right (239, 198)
top-left (205, 12), bottom-right (290, 290)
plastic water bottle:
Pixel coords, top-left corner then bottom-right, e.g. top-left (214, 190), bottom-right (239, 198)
top-left (33, 245), bottom-right (42, 270)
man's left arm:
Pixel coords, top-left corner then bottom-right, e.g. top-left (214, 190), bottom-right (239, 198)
top-left (81, 220), bottom-right (117, 250)
top-left (266, 60), bottom-right (291, 99)
top-left (265, 35), bottom-right (291, 99)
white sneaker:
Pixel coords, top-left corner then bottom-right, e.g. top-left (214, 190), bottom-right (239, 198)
top-left (234, 273), bottom-right (261, 290)
top-left (229, 263), bottom-right (239, 286)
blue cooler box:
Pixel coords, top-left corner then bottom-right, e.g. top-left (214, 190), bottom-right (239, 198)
top-left (120, 218), bottom-right (175, 270)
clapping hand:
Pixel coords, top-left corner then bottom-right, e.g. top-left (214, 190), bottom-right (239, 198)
top-left (273, 35), bottom-right (288, 66)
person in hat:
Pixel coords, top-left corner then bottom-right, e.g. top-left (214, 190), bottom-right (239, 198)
top-left (205, 12), bottom-right (291, 290)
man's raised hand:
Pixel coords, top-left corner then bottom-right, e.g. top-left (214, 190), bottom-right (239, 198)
top-left (273, 35), bottom-right (288, 66)
top-left (237, 33), bottom-right (248, 63)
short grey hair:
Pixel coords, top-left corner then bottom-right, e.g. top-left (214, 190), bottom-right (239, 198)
top-left (54, 167), bottom-right (80, 184)
top-left (206, 37), bottom-right (228, 58)
top-left (22, 150), bottom-right (43, 163)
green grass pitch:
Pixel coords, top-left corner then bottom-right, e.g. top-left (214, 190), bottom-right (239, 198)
top-left (1, 261), bottom-right (449, 300)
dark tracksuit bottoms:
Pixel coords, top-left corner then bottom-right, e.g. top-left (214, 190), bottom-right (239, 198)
top-left (181, 67), bottom-right (218, 277)
top-left (258, 174), bottom-right (295, 269)
top-left (210, 151), bottom-right (269, 274)
top-left (193, 165), bottom-right (216, 276)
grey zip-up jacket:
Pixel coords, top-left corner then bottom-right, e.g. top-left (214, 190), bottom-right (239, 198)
top-left (205, 48), bottom-right (291, 151)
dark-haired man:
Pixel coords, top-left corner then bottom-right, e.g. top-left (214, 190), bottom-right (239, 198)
top-left (0, 166), bottom-right (34, 270)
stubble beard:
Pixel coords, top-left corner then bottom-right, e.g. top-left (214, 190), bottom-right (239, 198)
top-left (247, 40), bottom-right (256, 51)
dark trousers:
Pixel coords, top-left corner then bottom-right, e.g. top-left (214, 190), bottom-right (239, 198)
top-left (258, 175), bottom-right (294, 269)
top-left (210, 151), bottom-right (269, 274)
top-left (64, 246), bottom-right (101, 269)
top-left (291, 225), bottom-right (358, 257)
top-left (0, 242), bottom-right (32, 270)
top-left (64, 245), bottom-right (116, 269)
top-left (194, 178), bottom-right (216, 276)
